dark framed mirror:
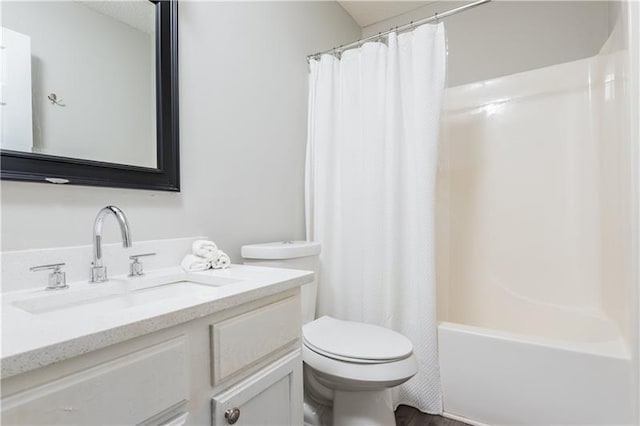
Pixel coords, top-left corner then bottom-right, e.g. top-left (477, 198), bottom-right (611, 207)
top-left (1, 0), bottom-right (179, 191)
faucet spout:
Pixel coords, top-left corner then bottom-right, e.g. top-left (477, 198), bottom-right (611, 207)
top-left (90, 206), bottom-right (132, 283)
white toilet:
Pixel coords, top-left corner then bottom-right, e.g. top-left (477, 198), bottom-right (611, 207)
top-left (242, 241), bottom-right (418, 426)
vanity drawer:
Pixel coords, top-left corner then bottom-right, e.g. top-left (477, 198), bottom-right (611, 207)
top-left (210, 296), bottom-right (300, 385)
top-left (1, 337), bottom-right (189, 425)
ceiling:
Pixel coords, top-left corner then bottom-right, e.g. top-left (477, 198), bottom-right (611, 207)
top-left (338, 1), bottom-right (435, 27)
top-left (78, 0), bottom-right (155, 34)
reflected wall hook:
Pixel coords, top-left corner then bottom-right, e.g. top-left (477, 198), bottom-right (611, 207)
top-left (47, 93), bottom-right (65, 107)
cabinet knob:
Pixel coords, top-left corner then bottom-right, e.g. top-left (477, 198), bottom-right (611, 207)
top-left (225, 407), bottom-right (240, 424)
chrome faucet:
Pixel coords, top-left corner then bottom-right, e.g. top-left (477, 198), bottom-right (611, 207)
top-left (90, 206), bottom-right (132, 283)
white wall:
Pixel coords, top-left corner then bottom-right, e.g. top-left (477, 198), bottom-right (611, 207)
top-left (3, 1), bottom-right (157, 167)
top-left (363, 1), bottom-right (610, 87)
top-left (0, 2), bottom-right (361, 261)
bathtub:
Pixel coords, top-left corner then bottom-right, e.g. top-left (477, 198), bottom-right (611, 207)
top-left (436, 28), bottom-right (636, 425)
top-left (438, 315), bottom-right (633, 425)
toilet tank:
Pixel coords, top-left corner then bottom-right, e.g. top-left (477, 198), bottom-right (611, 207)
top-left (241, 241), bottom-right (321, 324)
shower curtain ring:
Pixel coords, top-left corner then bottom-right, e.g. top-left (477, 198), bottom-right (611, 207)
top-left (435, 12), bottom-right (439, 23)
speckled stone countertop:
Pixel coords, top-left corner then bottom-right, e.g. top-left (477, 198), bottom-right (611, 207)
top-left (1, 265), bottom-right (313, 378)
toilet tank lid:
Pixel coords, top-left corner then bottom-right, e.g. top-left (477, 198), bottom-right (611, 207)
top-left (241, 240), bottom-right (321, 259)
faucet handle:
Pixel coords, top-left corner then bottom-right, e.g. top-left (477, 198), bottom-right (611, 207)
top-left (30, 262), bottom-right (65, 272)
top-left (30, 263), bottom-right (68, 290)
top-left (128, 253), bottom-right (156, 277)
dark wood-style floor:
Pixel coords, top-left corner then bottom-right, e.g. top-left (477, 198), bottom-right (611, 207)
top-left (395, 405), bottom-right (470, 426)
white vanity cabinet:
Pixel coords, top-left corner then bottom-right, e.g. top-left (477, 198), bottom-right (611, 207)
top-left (1, 289), bottom-right (303, 426)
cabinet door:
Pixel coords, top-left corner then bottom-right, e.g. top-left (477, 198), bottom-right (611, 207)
top-left (2, 337), bottom-right (189, 425)
top-left (211, 351), bottom-right (302, 426)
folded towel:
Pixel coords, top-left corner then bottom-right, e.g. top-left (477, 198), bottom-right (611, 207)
top-left (192, 240), bottom-right (218, 261)
top-left (212, 250), bottom-right (231, 270)
top-left (181, 254), bottom-right (211, 272)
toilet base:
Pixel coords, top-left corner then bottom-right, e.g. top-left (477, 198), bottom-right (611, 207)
top-left (304, 399), bottom-right (333, 426)
top-left (333, 389), bottom-right (395, 426)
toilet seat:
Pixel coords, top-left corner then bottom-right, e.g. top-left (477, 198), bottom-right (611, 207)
top-left (302, 343), bottom-right (418, 391)
top-left (303, 316), bottom-right (414, 363)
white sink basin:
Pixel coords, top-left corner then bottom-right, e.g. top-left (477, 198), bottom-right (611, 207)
top-left (12, 273), bottom-right (244, 316)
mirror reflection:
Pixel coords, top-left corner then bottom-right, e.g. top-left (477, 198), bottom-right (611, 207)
top-left (1, 0), bottom-right (157, 168)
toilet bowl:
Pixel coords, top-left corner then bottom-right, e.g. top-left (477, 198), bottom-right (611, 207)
top-left (302, 316), bottom-right (417, 425)
top-left (241, 241), bottom-right (418, 425)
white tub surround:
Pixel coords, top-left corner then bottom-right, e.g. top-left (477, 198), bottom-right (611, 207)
top-left (439, 50), bottom-right (631, 335)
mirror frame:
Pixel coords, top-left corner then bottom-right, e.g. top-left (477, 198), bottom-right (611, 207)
top-left (1, 0), bottom-right (180, 192)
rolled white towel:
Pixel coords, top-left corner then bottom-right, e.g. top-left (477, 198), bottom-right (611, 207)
top-left (181, 254), bottom-right (211, 272)
top-left (192, 240), bottom-right (218, 261)
top-left (212, 250), bottom-right (231, 270)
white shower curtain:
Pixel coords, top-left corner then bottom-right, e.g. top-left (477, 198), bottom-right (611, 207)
top-left (305, 23), bottom-right (446, 414)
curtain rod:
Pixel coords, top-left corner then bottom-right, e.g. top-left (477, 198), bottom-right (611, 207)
top-left (306, 0), bottom-right (491, 62)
